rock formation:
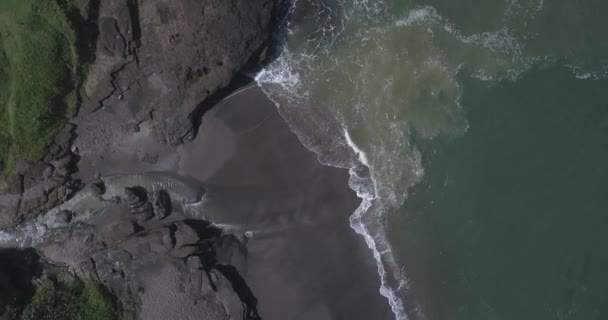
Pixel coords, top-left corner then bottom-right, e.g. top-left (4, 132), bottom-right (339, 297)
top-left (0, 0), bottom-right (275, 318)
top-left (0, 124), bottom-right (80, 228)
top-left (0, 0), bottom-right (275, 228)
top-left (30, 182), bottom-right (258, 320)
top-left (82, 0), bottom-right (274, 145)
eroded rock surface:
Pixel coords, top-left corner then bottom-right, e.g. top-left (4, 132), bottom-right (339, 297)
top-left (0, 125), bottom-right (80, 228)
top-left (1, 0), bottom-right (274, 228)
top-left (81, 0), bottom-right (274, 145)
top-left (23, 180), bottom-right (260, 320)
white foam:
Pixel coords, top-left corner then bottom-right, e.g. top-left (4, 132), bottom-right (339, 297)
top-left (343, 129), bottom-right (371, 168)
top-left (344, 130), bottom-right (410, 320)
top-left (255, 49), bottom-right (302, 93)
top-left (396, 6), bottom-right (440, 27)
top-left (349, 197), bottom-right (408, 320)
top-left (566, 64), bottom-right (608, 80)
top-left (395, 6), bottom-right (534, 81)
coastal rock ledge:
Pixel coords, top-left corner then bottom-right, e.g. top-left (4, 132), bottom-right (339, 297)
top-left (0, 0), bottom-right (274, 228)
top-left (83, 0), bottom-right (275, 145)
top-left (1, 0), bottom-right (275, 319)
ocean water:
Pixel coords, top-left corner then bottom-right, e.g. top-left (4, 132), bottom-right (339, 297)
top-left (256, 0), bottom-right (608, 319)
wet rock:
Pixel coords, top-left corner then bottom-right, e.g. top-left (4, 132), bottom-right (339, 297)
top-left (56, 186), bottom-right (69, 200)
top-left (148, 190), bottom-right (170, 220)
top-left (52, 155), bottom-right (72, 173)
top-left (123, 188), bottom-right (138, 203)
top-left (124, 187), bottom-right (153, 221)
top-left (107, 250), bottom-right (132, 266)
top-left (0, 195), bottom-right (21, 228)
top-left (57, 210), bottom-right (73, 225)
top-left (171, 223), bottom-right (200, 258)
top-left (44, 210), bottom-right (73, 229)
top-left (90, 182), bottom-right (105, 196)
top-left (79, 259), bottom-right (98, 280)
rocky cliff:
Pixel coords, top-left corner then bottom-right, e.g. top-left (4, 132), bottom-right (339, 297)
top-left (0, 0), bottom-right (274, 229)
top-left (0, 0), bottom-right (275, 319)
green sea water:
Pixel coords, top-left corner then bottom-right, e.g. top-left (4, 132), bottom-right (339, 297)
top-left (392, 67), bottom-right (608, 320)
top-left (257, 0), bottom-right (608, 319)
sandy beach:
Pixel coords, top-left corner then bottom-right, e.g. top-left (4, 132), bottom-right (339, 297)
top-left (68, 81), bottom-right (393, 319)
top-left (190, 85), bottom-right (393, 320)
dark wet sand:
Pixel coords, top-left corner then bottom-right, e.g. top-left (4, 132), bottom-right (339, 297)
top-left (190, 86), bottom-right (393, 320)
top-left (72, 82), bottom-right (393, 319)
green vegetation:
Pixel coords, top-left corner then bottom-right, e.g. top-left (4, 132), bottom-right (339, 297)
top-left (1, 280), bottom-right (118, 320)
top-left (0, 0), bottom-right (82, 172)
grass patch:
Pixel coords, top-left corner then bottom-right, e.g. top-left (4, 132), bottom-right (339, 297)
top-left (1, 280), bottom-right (119, 320)
top-left (0, 0), bottom-right (82, 172)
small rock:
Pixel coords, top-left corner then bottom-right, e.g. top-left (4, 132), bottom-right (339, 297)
top-left (55, 167), bottom-right (70, 177)
top-left (78, 259), bottom-right (98, 280)
top-left (49, 144), bottom-right (61, 156)
top-left (187, 256), bottom-right (203, 272)
top-left (46, 210), bottom-right (73, 228)
top-left (124, 187), bottom-right (154, 221)
top-left (140, 153), bottom-right (159, 164)
top-left (56, 186), bottom-right (68, 199)
top-left (54, 124), bottom-right (74, 147)
top-left (149, 190), bottom-right (171, 220)
top-left (108, 250), bottom-right (132, 265)
top-left (90, 182), bottom-right (105, 195)
top-left (124, 188), bottom-right (140, 203)
top-left (47, 189), bottom-right (59, 204)
top-left (58, 210), bottom-right (73, 224)
top-left (108, 196), bottom-right (122, 204)
top-left (42, 166), bottom-right (54, 179)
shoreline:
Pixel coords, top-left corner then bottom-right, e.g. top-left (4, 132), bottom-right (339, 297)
top-left (0, 78), bottom-right (398, 320)
top-left (191, 84), bottom-right (394, 319)
top-left (256, 79), bottom-right (413, 320)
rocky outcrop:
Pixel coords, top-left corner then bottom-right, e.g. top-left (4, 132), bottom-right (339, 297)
top-left (0, 0), bottom-right (275, 229)
top-left (124, 187), bottom-right (154, 222)
top-left (1, 0), bottom-right (275, 318)
top-left (30, 183), bottom-right (259, 320)
top-left (82, 0), bottom-right (274, 145)
top-left (0, 125), bottom-right (80, 229)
